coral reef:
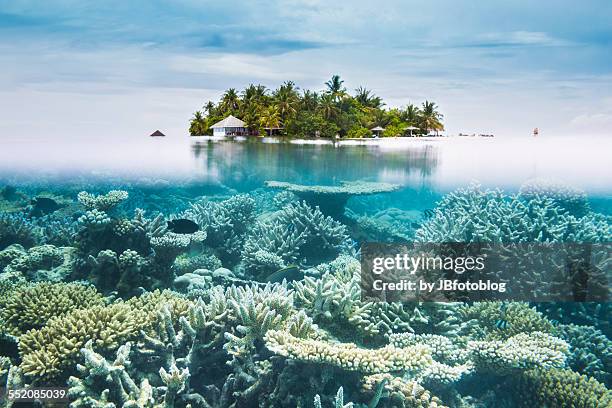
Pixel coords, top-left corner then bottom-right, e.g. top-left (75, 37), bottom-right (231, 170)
top-left (467, 332), bottom-right (568, 373)
top-left (459, 301), bottom-right (554, 340)
top-left (265, 329), bottom-right (433, 374)
top-left (242, 201), bottom-right (351, 278)
top-left (0, 281), bottom-right (104, 336)
top-left (519, 178), bottom-right (591, 217)
top-left (18, 290), bottom-right (189, 382)
top-left (0, 183), bottom-right (609, 408)
top-left (0, 211), bottom-right (41, 249)
top-left (265, 180), bottom-right (400, 220)
top-left (554, 323), bottom-right (612, 386)
top-left (514, 368), bottom-right (612, 407)
top-left (183, 194), bottom-right (256, 267)
top-left (70, 195), bottom-right (202, 296)
top-left (77, 190), bottom-right (129, 211)
top-left (1, 244), bottom-right (75, 282)
top-left (415, 184), bottom-right (610, 243)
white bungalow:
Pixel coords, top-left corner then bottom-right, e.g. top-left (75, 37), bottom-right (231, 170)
top-left (210, 115), bottom-right (247, 137)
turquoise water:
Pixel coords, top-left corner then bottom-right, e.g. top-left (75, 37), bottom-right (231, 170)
top-left (0, 138), bottom-right (610, 407)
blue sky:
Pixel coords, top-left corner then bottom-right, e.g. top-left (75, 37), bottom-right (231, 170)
top-left (1, 0), bottom-right (611, 138)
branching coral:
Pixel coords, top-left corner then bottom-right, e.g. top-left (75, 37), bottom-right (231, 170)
top-left (0, 282), bottom-right (104, 336)
top-left (362, 374), bottom-right (448, 408)
top-left (514, 368), bottom-right (612, 407)
top-left (18, 290), bottom-right (190, 381)
top-left (294, 258), bottom-right (440, 341)
top-left (519, 178), bottom-right (591, 217)
top-left (554, 323), bottom-right (612, 386)
top-left (459, 301), bottom-right (554, 340)
top-left (242, 201), bottom-right (350, 278)
top-left (68, 341), bottom-right (158, 408)
top-left (415, 184), bottom-right (610, 243)
top-left (183, 194), bottom-right (256, 266)
top-left (70, 197), bottom-right (201, 296)
top-left (0, 211), bottom-right (41, 249)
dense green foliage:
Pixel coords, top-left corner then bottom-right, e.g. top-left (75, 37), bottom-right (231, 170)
top-left (189, 75), bottom-right (444, 138)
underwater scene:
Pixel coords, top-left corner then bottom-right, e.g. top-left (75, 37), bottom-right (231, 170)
top-left (0, 139), bottom-right (611, 407)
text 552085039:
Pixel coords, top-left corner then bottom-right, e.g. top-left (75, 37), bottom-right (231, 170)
top-left (1, 387), bottom-right (69, 402)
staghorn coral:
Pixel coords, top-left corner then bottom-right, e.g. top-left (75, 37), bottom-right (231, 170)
top-left (68, 342), bottom-right (156, 407)
top-left (539, 301), bottom-right (612, 338)
top-left (314, 386), bottom-right (355, 408)
top-left (467, 332), bottom-right (568, 373)
top-left (183, 194), bottom-right (256, 266)
top-left (459, 301), bottom-right (554, 340)
top-left (242, 201), bottom-right (350, 278)
top-left (519, 178), bottom-right (591, 217)
top-left (264, 329), bottom-right (433, 374)
top-left (554, 323), bottom-right (612, 386)
top-left (265, 180), bottom-right (400, 220)
top-left (415, 184), bottom-right (610, 243)
top-left (70, 200), bottom-right (201, 296)
top-left (0, 281), bottom-right (104, 336)
top-left (18, 290), bottom-right (190, 382)
top-left (77, 190), bottom-right (129, 211)
top-left (295, 258), bottom-right (442, 341)
top-left (363, 374), bottom-right (448, 408)
top-left (0, 211), bottom-right (41, 249)
top-left (514, 368), bottom-right (612, 407)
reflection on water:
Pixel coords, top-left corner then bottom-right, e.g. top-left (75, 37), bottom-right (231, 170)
top-left (0, 136), bottom-right (610, 199)
top-left (190, 141), bottom-right (440, 190)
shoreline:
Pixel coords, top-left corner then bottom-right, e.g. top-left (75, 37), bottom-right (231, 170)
top-left (189, 135), bottom-right (495, 146)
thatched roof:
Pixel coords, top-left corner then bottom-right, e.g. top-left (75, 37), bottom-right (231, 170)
top-left (150, 130), bottom-right (165, 136)
top-left (371, 126), bottom-right (385, 131)
top-left (210, 115), bottom-right (246, 128)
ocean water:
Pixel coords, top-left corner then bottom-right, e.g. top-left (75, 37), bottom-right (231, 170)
top-left (0, 137), bottom-right (610, 407)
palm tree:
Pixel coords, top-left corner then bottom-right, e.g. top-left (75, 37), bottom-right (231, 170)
top-left (203, 101), bottom-right (216, 116)
top-left (354, 86), bottom-right (383, 109)
top-left (301, 90), bottom-right (319, 111)
top-left (219, 88), bottom-right (240, 114)
top-left (318, 93), bottom-right (340, 121)
top-left (420, 101), bottom-right (444, 135)
top-left (242, 84), bottom-right (268, 104)
top-left (189, 111), bottom-right (207, 136)
top-left (325, 75), bottom-right (347, 101)
top-left (260, 105), bottom-right (281, 136)
top-left (402, 104), bottom-right (421, 124)
top-left (274, 81), bottom-right (299, 121)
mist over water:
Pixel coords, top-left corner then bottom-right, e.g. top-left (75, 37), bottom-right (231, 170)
top-left (1, 136), bottom-right (610, 197)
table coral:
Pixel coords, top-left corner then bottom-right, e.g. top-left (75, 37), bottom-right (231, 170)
top-left (77, 190), bottom-right (129, 211)
top-left (265, 180), bottom-right (400, 220)
top-left (468, 332), bottom-right (568, 373)
top-left (264, 329), bottom-right (433, 374)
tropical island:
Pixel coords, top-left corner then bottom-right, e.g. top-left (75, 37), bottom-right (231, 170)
top-left (189, 75), bottom-right (444, 138)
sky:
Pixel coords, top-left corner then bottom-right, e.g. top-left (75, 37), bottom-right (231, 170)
top-left (0, 0), bottom-right (611, 138)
